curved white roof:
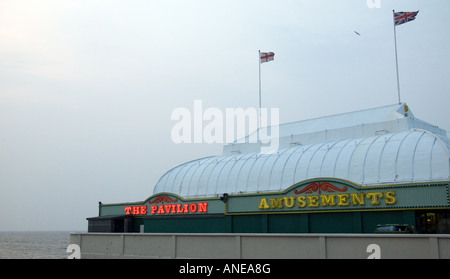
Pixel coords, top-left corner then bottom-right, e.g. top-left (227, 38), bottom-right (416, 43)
top-left (154, 128), bottom-right (450, 198)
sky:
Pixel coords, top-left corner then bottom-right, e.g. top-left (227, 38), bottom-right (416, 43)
top-left (0, 0), bottom-right (449, 231)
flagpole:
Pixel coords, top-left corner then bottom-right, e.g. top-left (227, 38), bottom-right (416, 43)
top-left (258, 50), bottom-right (262, 141)
top-left (393, 10), bottom-right (401, 105)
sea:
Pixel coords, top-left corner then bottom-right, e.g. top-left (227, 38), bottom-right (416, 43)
top-left (0, 231), bottom-right (75, 259)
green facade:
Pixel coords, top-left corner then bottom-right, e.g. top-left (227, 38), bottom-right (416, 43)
top-left (89, 178), bottom-right (450, 234)
top-left (130, 209), bottom-right (416, 234)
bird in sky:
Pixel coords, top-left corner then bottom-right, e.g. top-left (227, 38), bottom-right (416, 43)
top-left (354, 31), bottom-right (361, 36)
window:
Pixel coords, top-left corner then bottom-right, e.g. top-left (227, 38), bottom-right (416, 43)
top-left (416, 210), bottom-right (450, 234)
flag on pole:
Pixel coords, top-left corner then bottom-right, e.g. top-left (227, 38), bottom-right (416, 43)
top-left (392, 10), bottom-right (420, 105)
top-left (394, 11), bottom-right (419, 26)
top-left (260, 52), bottom-right (275, 63)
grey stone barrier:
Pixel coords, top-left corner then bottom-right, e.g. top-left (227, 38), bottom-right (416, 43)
top-left (69, 232), bottom-right (450, 259)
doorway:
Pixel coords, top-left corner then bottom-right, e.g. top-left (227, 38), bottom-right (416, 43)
top-left (416, 210), bottom-right (450, 234)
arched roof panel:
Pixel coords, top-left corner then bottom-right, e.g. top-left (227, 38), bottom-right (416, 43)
top-left (153, 129), bottom-right (450, 198)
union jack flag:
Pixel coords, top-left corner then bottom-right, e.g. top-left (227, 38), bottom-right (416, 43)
top-left (394, 11), bottom-right (419, 26)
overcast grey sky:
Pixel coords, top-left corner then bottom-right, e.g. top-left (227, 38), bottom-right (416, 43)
top-left (1, 0), bottom-right (449, 231)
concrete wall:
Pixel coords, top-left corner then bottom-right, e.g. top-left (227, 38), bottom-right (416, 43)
top-left (69, 233), bottom-right (450, 259)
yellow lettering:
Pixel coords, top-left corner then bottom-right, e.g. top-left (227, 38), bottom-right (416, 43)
top-left (258, 198), bottom-right (269, 209)
top-left (307, 195), bottom-right (319, 207)
top-left (297, 196), bottom-right (307, 208)
top-left (337, 194), bottom-right (350, 206)
top-left (320, 195), bottom-right (336, 206)
top-left (283, 197), bottom-right (295, 208)
top-left (385, 191), bottom-right (397, 205)
top-left (259, 190), bottom-right (398, 211)
top-left (366, 192), bottom-right (383, 205)
top-left (351, 193), bottom-right (365, 205)
top-left (270, 198), bottom-right (284, 209)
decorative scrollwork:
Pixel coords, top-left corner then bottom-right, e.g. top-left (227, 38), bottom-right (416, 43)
top-left (294, 182), bottom-right (347, 195)
top-left (149, 195), bottom-right (178, 204)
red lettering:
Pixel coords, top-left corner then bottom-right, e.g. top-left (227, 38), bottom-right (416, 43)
top-left (125, 206), bottom-right (148, 215)
top-left (190, 203), bottom-right (197, 213)
top-left (147, 203), bottom-right (209, 215)
top-left (199, 202), bottom-right (208, 212)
